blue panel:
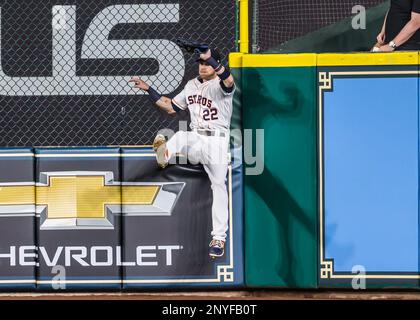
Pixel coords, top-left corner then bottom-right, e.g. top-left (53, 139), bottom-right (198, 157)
top-left (324, 76), bottom-right (419, 273)
top-left (0, 148), bottom-right (36, 290)
top-left (418, 74), bottom-right (420, 285)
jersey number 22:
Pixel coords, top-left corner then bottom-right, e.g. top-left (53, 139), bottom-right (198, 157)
top-left (202, 108), bottom-right (218, 121)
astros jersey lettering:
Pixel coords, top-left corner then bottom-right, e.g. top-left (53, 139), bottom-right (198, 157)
top-left (172, 77), bottom-right (235, 130)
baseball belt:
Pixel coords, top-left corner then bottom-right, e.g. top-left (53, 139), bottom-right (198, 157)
top-left (195, 129), bottom-right (226, 138)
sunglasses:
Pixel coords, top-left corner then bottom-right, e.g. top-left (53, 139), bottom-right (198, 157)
top-left (198, 60), bottom-right (210, 66)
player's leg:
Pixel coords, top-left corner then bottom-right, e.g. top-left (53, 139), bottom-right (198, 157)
top-left (154, 131), bottom-right (201, 167)
top-left (204, 163), bottom-right (229, 237)
top-left (202, 136), bottom-right (230, 257)
top-left (203, 161), bottom-right (229, 258)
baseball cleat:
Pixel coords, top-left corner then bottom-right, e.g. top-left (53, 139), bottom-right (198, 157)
top-left (209, 239), bottom-right (225, 258)
top-left (153, 134), bottom-right (168, 169)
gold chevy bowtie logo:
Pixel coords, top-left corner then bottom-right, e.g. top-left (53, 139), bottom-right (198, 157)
top-left (0, 171), bottom-right (185, 230)
top-left (37, 176), bottom-right (159, 219)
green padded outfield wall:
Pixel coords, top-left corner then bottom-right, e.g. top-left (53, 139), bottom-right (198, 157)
top-left (237, 52), bottom-right (420, 289)
top-left (233, 54), bottom-right (318, 288)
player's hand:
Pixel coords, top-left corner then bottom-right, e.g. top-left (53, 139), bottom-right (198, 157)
top-left (378, 44), bottom-right (395, 52)
top-left (129, 77), bottom-right (150, 91)
top-left (199, 49), bottom-right (212, 61)
top-left (376, 31), bottom-right (385, 45)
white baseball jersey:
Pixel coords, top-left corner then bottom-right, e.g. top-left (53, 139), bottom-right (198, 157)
top-left (171, 77), bottom-right (235, 131)
top-left (166, 76), bottom-right (235, 241)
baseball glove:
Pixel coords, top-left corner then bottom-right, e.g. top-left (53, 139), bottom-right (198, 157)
top-left (175, 38), bottom-right (209, 54)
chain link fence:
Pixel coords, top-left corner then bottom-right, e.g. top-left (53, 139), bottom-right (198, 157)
top-left (0, 0), bottom-right (236, 146)
top-left (253, 0), bottom-right (387, 52)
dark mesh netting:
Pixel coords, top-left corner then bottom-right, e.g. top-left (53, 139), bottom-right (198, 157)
top-left (0, 0), bottom-right (236, 146)
top-left (255, 0), bottom-right (387, 52)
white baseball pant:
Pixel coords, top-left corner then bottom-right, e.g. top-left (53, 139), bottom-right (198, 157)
top-left (165, 130), bottom-right (229, 241)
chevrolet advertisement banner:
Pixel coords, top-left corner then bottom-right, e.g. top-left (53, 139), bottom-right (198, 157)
top-left (0, 147), bottom-right (244, 290)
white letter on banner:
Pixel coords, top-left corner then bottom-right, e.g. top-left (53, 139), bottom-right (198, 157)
top-left (0, 4), bottom-right (184, 96)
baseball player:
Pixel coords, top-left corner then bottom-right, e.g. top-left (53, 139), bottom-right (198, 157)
top-left (129, 44), bottom-right (235, 258)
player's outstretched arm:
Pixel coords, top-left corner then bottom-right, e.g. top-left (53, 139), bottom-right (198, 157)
top-left (129, 77), bottom-right (176, 115)
top-left (200, 50), bottom-right (234, 88)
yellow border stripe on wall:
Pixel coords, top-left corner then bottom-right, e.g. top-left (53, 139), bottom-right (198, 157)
top-left (229, 53), bottom-right (244, 68)
top-left (318, 52), bottom-right (419, 66)
top-left (239, 0), bottom-right (249, 53)
top-left (229, 54), bottom-right (317, 68)
top-left (230, 52), bottom-right (419, 68)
